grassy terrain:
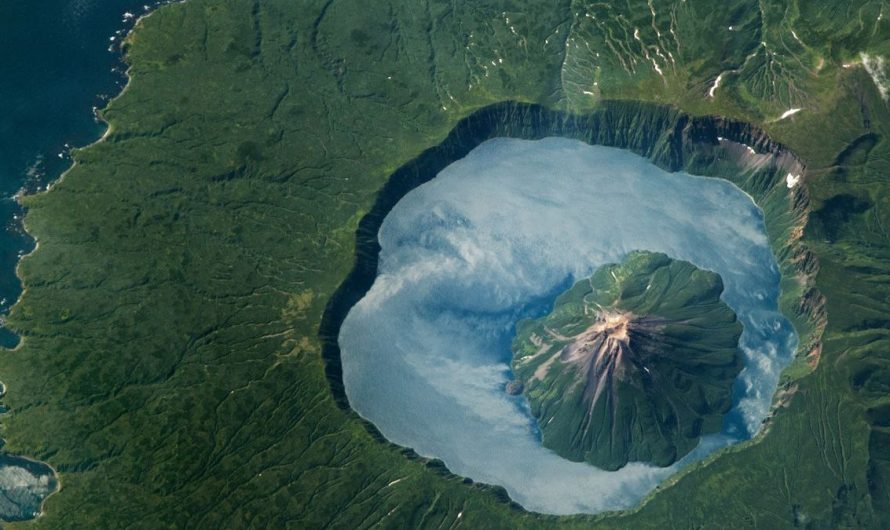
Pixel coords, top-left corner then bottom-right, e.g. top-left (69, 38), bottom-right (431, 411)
top-left (1, 0), bottom-right (889, 527)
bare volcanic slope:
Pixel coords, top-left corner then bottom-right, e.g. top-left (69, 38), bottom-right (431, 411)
top-left (510, 251), bottom-right (744, 471)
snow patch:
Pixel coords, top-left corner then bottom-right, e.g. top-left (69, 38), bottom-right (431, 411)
top-left (708, 73), bottom-right (724, 98)
top-left (786, 173), bottom-right (801, 188)
top-left (861, 52), bottom-right (889, 100)
top-left (777, 108), bottom-right (802, 121)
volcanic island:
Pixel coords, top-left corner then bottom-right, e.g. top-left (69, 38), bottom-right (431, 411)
top-left (510, 251), bottom-right (745, 470)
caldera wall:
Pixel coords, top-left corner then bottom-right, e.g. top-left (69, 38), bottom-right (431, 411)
top-left (320, 100), bottom-right (821, 425)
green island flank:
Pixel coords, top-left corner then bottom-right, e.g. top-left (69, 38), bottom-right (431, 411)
top-left (512, 252), bottom-right (743, 470)
top-left (0, 0), bottom-right (889, 527)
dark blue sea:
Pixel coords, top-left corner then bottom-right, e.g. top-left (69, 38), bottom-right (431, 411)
top-left (0, 0), bottom-right (153, 347)
top-left (0, 2), bottom-right (170, 521)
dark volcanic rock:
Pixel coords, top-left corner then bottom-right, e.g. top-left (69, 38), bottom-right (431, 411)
top-left (505, 381), bottom-right (524, 395)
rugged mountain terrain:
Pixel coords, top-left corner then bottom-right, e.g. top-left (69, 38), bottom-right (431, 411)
top-left (2, 0), bottom-right (890, 527)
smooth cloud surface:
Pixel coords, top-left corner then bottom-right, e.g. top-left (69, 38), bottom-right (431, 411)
top-left (340, 137), bottom-right (797, 514)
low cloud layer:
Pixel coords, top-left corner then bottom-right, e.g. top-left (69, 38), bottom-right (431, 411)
top-left (340, 138), bottom-right (797, 514)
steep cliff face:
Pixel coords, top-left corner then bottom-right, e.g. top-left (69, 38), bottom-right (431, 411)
top-left (510, 252), bottom-right (743, 470)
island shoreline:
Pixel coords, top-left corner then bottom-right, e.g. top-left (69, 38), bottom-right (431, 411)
top-left (318, 99), bottom-right (823, 517)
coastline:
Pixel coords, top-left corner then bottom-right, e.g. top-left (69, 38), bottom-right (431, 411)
top-left (0, 1), bottom-right (176, 522)
top-left (1, 0), bottom-right (873, 523)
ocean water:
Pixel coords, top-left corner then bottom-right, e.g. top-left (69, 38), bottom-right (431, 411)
top-left (340, 137), bottom-right (798, 515)
top-left (0, 0), bottom-right (150, 346)
top-left (0, 0), bottom-right (152, 520)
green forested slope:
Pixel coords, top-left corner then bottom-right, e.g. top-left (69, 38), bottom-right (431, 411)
top-left (512, 252), bottom-right (743, 471)
top-left (0, 0), bottom-right (889, 527)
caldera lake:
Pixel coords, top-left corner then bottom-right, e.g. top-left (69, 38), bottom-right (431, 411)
top-left (339, 137), bottom-right (798, 515)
